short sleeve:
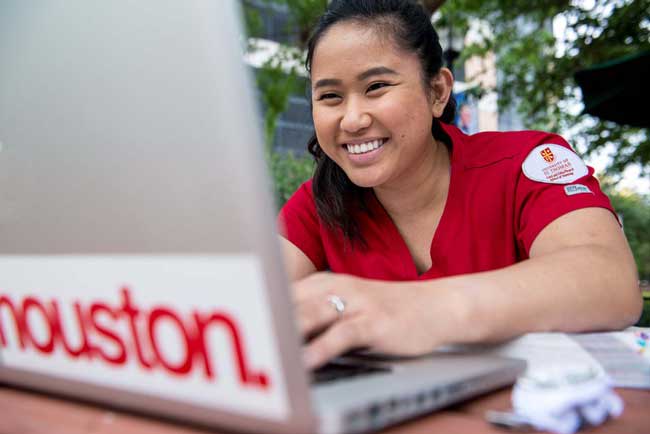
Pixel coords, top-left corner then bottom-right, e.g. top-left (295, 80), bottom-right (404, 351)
top-left (514, 135), bottom-right (617, 255)
top-left (277, 180), bottom-right (327, 270)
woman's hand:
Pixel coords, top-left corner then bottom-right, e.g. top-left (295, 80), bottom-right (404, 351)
top-left (292, 272), bottom-right (467, 369)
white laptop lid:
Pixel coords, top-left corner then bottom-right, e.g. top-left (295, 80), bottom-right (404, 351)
top-left (0, 1), bottom-right (314, 433)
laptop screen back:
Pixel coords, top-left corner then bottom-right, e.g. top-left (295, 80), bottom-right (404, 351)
top-left (0, 1), bottom-right (313, 433)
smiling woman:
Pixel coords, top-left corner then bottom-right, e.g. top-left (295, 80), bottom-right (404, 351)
top-left (276, 0), bottom-right (643, 370)
top-left (310, 21), bottom-right (448, 193)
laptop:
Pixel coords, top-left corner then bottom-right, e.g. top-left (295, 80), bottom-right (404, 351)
top-left (0, 1), bottom-right (525, 433)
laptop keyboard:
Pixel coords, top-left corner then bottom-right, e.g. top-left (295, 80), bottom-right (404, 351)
top-left (311, 360), bottom-right (391, 384)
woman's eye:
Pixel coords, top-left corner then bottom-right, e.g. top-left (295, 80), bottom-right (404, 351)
top-left (367, 82), bottom-right (390, 92)
top-left (317, 93), bottom-right (339, 101)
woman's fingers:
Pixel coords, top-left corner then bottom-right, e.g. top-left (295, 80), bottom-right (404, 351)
top-left (291, 272), bottom-right (333, 302)
top-left (295, 294), bottom-right (342, 338)
top-left (291, 273), bottom-right (416, 369)
top-left (291, 274), bottom-right (447, 369)
top-left (303, 317), bottom-right (369, 369)
top-left (292, 272), bottom-right (356, 338)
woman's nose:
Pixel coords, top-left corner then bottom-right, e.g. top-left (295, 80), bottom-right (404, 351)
top-left (340, 101), bottom-right (372, 133)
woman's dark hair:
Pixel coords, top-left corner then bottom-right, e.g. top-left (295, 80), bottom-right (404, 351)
top-left (305, 0), bottom-right (456, 244)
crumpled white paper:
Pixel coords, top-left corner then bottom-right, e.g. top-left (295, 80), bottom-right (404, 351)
top-left (511, 364), bottom-right (623, 434)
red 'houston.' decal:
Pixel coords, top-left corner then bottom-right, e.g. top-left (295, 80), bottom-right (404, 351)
top-left (0, 287), bottom-right (269, 390)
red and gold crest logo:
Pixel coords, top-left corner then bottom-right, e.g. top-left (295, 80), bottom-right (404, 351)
top-left (540, 147), bottom-right (554, 162)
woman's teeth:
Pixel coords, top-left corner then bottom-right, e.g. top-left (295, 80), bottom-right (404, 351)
top-left (345, 139), bottom-right (385, 154)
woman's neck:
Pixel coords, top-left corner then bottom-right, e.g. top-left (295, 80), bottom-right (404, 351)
top-left (373, 138), bottom-right (451, 219)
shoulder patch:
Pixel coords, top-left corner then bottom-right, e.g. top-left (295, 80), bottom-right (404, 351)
top-left (564, 184), bottom-right (593, 196)
top-left (521, 144), bottom-right (588, 184)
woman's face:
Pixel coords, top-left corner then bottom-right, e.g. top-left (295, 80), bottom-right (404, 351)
top-left (310, 21), bottom-right (446, 189)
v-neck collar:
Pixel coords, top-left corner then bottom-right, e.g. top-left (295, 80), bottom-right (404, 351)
top-left (367, 123), bottom-right (464, 279)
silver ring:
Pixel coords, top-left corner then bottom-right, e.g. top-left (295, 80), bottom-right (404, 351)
top-left (327, 295), bottom-right (346, 316)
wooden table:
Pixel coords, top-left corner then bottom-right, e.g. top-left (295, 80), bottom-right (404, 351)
top-left (1, 385), bottom-right (648, 434)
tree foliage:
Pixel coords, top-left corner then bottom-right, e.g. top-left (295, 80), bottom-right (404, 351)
top-left (255, 50), bottom-right (304, 147)
top-left (282, 0), bottom-right (329, 47)
top-left (436, 0), bottom-right (650, 176)
top-left (604, 185), bottom-right (650, 279)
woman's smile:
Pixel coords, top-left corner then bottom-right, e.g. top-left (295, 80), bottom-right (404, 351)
top-left (343, 138), bottom-right (388, 165)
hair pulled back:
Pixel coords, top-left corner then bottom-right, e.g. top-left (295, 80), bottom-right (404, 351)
top-left (305, 0), bottom-right (456, 244)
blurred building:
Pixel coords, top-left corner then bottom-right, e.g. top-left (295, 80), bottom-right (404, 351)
top-left (459, 52), bottom-right (499, 134)
top-left (439, 18), bottom-right (526, 135)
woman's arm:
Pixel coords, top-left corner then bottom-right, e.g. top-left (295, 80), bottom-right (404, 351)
top-left (280, 237), bottom-right (317, 282)
top-left (294, 207), bottom-right (643, 369)
top-left (455, 207), bottom-right (640, 339)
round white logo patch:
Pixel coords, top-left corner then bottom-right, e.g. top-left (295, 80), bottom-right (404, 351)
top-left (522, 144), bottom-right (588, 184)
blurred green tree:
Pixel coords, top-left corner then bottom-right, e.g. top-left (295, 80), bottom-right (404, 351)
top-left (604, 185), bottom-right (650, 280)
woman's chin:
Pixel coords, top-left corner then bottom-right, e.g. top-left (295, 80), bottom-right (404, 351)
top-left (345, 171), bottom-right (387, 189)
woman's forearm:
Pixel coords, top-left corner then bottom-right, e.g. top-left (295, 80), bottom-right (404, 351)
top-left (417, 244), bottom-right (642, 345)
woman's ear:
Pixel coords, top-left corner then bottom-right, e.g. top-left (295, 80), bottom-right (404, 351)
top-left (430, 68), bottom-right (454, 118)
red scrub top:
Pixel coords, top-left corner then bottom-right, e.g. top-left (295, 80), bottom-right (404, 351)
top-left (277, 123), bottom-right (616, 281)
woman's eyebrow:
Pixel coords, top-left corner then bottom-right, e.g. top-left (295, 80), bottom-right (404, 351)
top-left (357, 66), bottom-right (398, 81)
top-left (312, 66), bottom-right (398, 90)
top-left (313, 78), bottom-right (342, 90)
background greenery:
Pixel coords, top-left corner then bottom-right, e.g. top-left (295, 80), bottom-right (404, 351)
top-left (266, 149), bottom-right (314, 206)
top-left (605, 186), bottom-right (650, 280)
